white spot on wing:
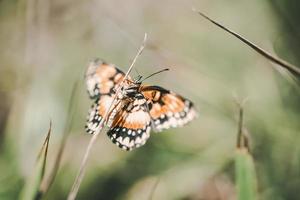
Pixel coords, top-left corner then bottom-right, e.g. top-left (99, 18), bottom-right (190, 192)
top-left (135, 137), bottom-right (142, 143)
top-left (116, 137), bottom-right (122, 142)
top-left (122, 137), bottom-right (130, 146)
top-left (126, 110), bottom-right (150, 124)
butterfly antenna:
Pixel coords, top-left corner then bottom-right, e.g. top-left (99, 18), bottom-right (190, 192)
top-left (133, 68), bottom-right (143, 82)
top-left (134, 68), bottom-right (141, 76)
top-left (141, 68), bottom-right (169, 82)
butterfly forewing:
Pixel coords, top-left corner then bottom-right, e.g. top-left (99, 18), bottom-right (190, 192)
top-left (141, 85), bottom-right (197, 132)
top-left (85, 59), bottom-right (130, 99)
top-left (85, 59), bottom-right (132, 134)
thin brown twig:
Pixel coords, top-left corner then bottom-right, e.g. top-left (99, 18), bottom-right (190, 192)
top-left (242, 128), bottom-right (251, 153)
top-left (236, 103), bottom-right (244, 149)
top-left (234, 97), bottom-right (251, 151)
top-left (38, 120), bottom-right (52, 159)
top-left (193, 9), bottom-right (300, 77)
top-left (67, 33), bottom-right (147, 200)
top-left (39, 120), bottom-right (52, 179)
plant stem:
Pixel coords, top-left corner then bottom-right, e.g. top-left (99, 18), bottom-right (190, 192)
top-left (67, 33), bottom-right (147, 200)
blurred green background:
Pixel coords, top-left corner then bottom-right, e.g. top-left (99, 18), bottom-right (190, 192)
top-left (0, 0), bottom-right (300, 199)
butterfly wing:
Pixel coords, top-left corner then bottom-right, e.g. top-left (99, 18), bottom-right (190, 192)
top-left (107, 93), bottom-right (151, 150)
top-left (85, 59), bottom-right (129, 99)
top-left (85, 95), bottom-right (114, 134)
top-left (85, 59), bottom-right (133, 134)
top-left (141, 85), bottom-right (197, 132)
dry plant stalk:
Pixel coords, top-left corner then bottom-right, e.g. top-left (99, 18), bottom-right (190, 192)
top-left (193, 9), bottom-right (300, 77)
top-left (39, 81), bottom-right (80, 198)
top-left (38, 120), bottom-right (52, 178)
top-left (236, 101), bottom-right (245, 149)
top-left (67, 33), bottom-right (148, 200)
top-left (234, 98), bottom-right (250, 151)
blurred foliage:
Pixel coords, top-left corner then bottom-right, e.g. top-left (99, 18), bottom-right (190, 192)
top-left (0, 0), bottom-right (300, 199)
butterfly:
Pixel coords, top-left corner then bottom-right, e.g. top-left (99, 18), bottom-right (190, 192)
top-left (85, 59), bottom-right (197, 151)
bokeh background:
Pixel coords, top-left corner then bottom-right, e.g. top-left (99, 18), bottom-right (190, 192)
top-left (1, 0), bottom-right (300, 199)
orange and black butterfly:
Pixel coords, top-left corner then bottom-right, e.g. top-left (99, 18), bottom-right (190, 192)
top-left (85, 59), bottom-right (197, 150)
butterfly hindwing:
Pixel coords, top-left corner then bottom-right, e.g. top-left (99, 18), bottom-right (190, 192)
top-left (107, 93), bottom-right (151, 150)
top-left (141, 85), bottom-right (197, 132)
top-left (85, 59), bottom-right (128, 99)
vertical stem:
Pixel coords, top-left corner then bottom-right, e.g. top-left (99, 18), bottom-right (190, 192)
top-left (236, 105), bottom-right (244, 148)
top-left (67, 33), bottom-right (147, 200)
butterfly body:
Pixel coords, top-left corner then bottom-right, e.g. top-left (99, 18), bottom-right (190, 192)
top-left (85, 59), bottom-right (197, 150)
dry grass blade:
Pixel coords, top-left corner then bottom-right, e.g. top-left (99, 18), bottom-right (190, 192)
top-left (193, 9), bottom-right (300, 77)
top-left (67, 33), bottom-right (148, 200)
top-left (38, 81), bottom-right (80, 198)
top-left (236, 103), bottom-right (244, 149)
top-left (19, 121), bottom-right (51, 200)
top-left (234, 98), bottom-right (250, 151)
top-left (38, 121), bottom-right (52, 180)
top-left (235, 99), bottom-right (246, 149)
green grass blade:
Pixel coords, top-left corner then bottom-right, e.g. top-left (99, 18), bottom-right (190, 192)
top-left (234, 102), bottom-right (257, 200)
top-left (235, 99), bottom-right (257, 200)
top-left (19, 122), bottom-right (51, 200)
top-left (235, 148), bottom-right (257, 200)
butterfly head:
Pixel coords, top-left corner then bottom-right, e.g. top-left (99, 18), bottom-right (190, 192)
top-left (117, 79), bottom-right (140, 99)
top-left (117, 68), bottom-right (169, 100)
